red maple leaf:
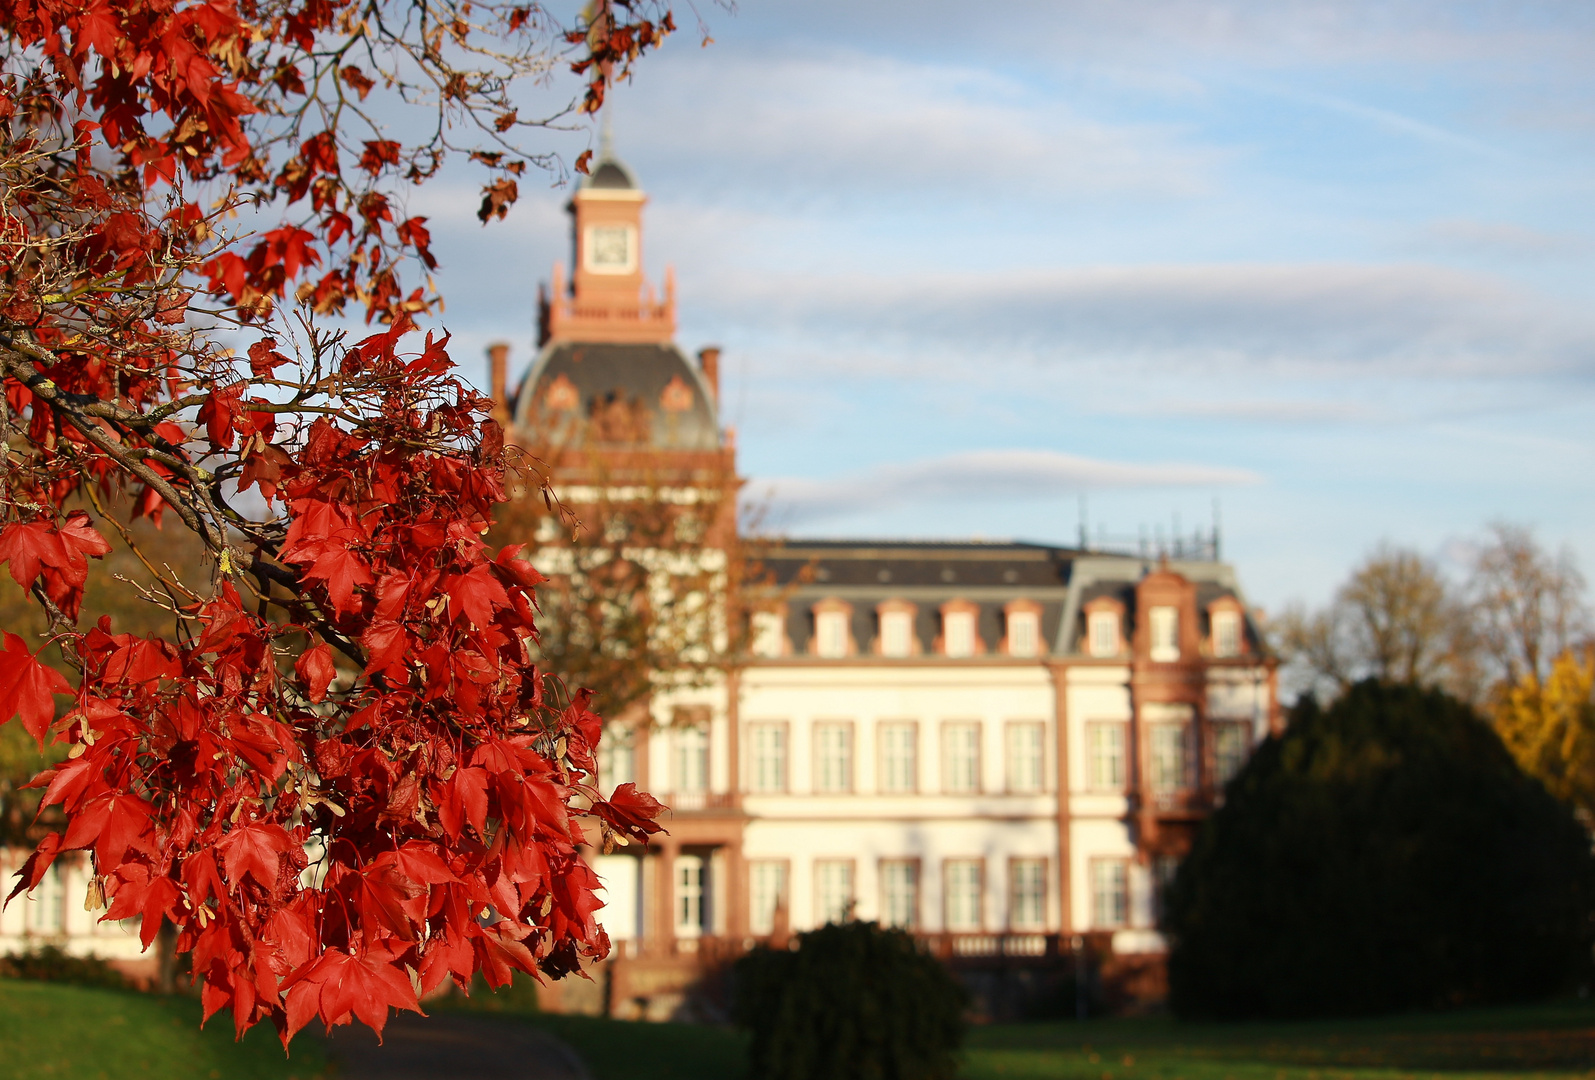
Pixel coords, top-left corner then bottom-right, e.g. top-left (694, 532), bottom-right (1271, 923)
top-left (0, 632), bottom-right (73, 744)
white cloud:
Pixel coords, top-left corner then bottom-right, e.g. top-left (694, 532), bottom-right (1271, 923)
top-left (696, 262), bottom-right (1595, 379)
top-left (616, 50), bottom-right (1220, 202)
top-left (748, 449), bottom-right (1261, 526)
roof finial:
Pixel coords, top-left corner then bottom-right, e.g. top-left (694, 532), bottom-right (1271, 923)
top-left (599, 104), bottom-right (615, 162)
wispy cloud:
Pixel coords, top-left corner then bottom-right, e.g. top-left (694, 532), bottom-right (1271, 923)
top-left (698, 262), bottom-right (1595, 379)
top-left (617, 50), bottom-right (1220, 202)
top-left (748, 449), bottom-right (1261, 526)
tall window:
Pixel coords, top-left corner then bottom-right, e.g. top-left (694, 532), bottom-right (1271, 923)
top-left (814, 860), bottom-right (854, 925)
top-left (675, 854), bottom-right (706, 937)
top-left (1010, 859), bottom-right (1046, 930)
top-left (880, 861), bottom-right (919, 929)
top-left (748, 723), bottom-right (787, 794)
top-left (879, 722), bottom-right (918, 793)
top-left (748, 861), bottom-right (788, 935)
top-left (814, 723), bottom-right (854, 793)
top-left (1087, 610), bottom-right (1120, 657)
top-left (942, 722), bottom-right (981, 793)
top-left (1149, 606), bottom-right (1179, 662)
top-left (1212, 722), bottom-right (1250, 787)
top-left (1211, 610), bottom-right (1242, 658)
top-left (751, 611), bottom-right (785, 658)
top-left (943, 609), bottom-right (976, 658)
top-left (1005, 722), bottom-right (1045, 793)
top-left (1007, 610), bottom-right (1040, 657)
top-left (25, 863), bottom-right (63, 933)
top-left (944, 859), bottom-right (983, 931)
top-left (673, 724), bottom-right (708, 794)
top-left (597, 722), bottom-right (634, 796)
top-left (880, 609), bottom-right (914, 658)
top-left (1090, 859), bottom-right (1128, 928)
top-left (815, 609), bottom-right (849, 658)
top-left (1148, 723), bottom-right (1194, 794)
top-left (1086, 723), bottom-right (1127, 790)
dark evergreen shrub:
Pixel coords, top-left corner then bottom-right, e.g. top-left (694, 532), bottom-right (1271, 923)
top-left (1165, 680), bottom-right (1595, 1019)
top-left (0, 945), bottom-right (128, 988)
top-left (732, 921), bottom-right (967, 1080)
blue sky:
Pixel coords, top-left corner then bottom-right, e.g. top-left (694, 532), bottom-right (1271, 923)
top-left (399, 0), bottom-right (1595, 611)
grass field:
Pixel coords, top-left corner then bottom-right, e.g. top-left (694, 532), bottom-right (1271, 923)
top-left (961, 1001), bottom-right (1595, 1080)
top-left (0, 979), bottom-right (327, 1080)
top-left (496, 997), bottom-right (1595, 1080)
top-left (6, 976), bottom-right (1595, 1080)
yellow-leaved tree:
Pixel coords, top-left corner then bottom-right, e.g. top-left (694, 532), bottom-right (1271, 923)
top-left (1493, 650), bottom-right (1595, 822)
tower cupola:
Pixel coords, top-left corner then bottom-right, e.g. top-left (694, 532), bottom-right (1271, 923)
top-left (539, 132), bottom-right (675, 345)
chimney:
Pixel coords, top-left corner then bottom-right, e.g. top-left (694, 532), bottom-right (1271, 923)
top-left (698, 346), bottom-right (721, 402)
top-left (487, 342), bottom-right (509, 413)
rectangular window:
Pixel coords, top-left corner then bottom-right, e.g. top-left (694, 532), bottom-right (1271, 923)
top-left (942, 722), bottom-right (982, 794)
top-left (1088, 610), bottom-right (1120, 658)
top-left (597, 722), bottom-right (634, 796)
top-left (25, 863), bottom-right (63, 933)
top-left (944, 610), bottom-right (976, 658)
top-left (1148, 723), bottom-right (1194, 794)
top-left (1212, 610), bottom-right (1242, 658)
top-left (879, 860), bottom-right (919, 929)
top-left (673, 725), bottom-right (709, 794)
top-left (1150, 606), bottom-right (1179, 662)
top-left (1005, 722), bottom-right (1045, 793)
top-left (944, 859), bottom-right (984, 931)
top-left (1212, 722), bottom-right (1250, 787)
top-left (1010, 859), bottom-right (1047, 930)
top-left (751, 611), bottom-right (785, 658)
top-left (1086, 722), bottom-right (1127, 790)
top-left (1089, 859), bottom-right (1128, 929)
top-left (879, 722), bottom-right (918, 793)
top-left (814, 860), bottom-right (854, 925)
top-left (748, 723), bottom-right (787, 794)
top-left (748, 861), bottom-right (789, 936)
top-left (675, 854), bottom-right (706, 937)
top-left (880, 610), bottom-right (914, 658)
top-left (816, 610), bottom-right (849, 658)
top-left (1008, 611), bottom-right (1039, 657)
top-left (814, 722), bottom-right (854, 793)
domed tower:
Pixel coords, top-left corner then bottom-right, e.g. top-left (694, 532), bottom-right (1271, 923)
top-left (498, 139), bottom-right (732, 475)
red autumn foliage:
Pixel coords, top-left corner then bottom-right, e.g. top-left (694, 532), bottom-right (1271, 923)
top-left (0, 0), bottom-right (677, 1049)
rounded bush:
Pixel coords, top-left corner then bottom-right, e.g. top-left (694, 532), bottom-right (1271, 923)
top-left (732, 921), bottom-right (967, 1080)
top-left (1166, 680), bottom-right (1595, 1019)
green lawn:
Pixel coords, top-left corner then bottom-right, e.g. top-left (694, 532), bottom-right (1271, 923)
top-left (0, 979), bottom-right (327, 1080)
top-left (7, 975), bottom-right (1595, 1080)
top-left (491, 997), bottom-right (1595, 1080)
top-left (962, 1000), bottom-right (1595, 1080)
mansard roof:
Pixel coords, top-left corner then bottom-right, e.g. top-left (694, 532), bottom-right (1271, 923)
top-left (760, 539), bottom-right (1264, 659)
top-left (511, 340), bottom-right (721, 451)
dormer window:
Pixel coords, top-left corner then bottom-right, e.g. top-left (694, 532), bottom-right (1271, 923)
top-left (815, 608), bottom-right (850, 658)
top-left (880, 608), bottom-right (915, 658)
top-left (1087, 610), bottom-right (1120, 658)
top-left (1149, 606), bottom-right (1180, 662)
top-left (1007, 610), bottom-right (1039, 658)
top-left (1212, 609), bottom-right (1242, 658)
top-left (751, 610), bottom-right (785, 658)
top-left (943, 609), bottom-right (976, 658)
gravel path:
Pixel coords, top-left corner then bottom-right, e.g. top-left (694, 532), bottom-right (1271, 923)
top-left (325, 1012), bottom-right (591, 1080)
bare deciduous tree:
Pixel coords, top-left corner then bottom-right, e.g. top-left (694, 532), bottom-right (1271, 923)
top-left (1276, 543), bottom-right (1478, 702)
top-left (1469, 522), bottom-right (1590, 687)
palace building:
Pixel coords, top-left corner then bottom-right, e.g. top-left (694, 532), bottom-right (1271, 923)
top-left (499, 143), bottom-right (1281, 1019)
top-left (0, 141), bottom-right (1280, 1016)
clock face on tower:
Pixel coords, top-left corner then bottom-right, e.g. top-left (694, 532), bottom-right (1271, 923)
top-left (586, 225), bottom-right (633, 272)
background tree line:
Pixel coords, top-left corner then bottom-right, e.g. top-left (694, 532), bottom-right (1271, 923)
top-left (1273, 522), bottom-right (1595, 821)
